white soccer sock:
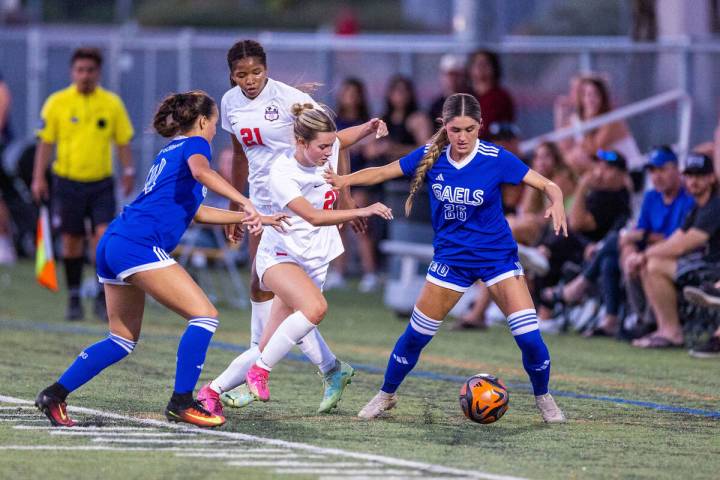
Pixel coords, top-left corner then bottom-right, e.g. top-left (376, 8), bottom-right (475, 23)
top-left (257, 311), bottom-right (316, 371)
top-left (210, 345), bottom-right (261, 393)
top-left (297, 328), bottom-right (337, 374)
top-left (250, 299), bottom-right (273, 346)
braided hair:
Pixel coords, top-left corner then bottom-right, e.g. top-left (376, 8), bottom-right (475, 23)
top-left (152, 90), bottom-right (215, 138)
top-left (291, 103), bottom-right (337, 142)
top-left (405, 93), bottom-right (482, 216)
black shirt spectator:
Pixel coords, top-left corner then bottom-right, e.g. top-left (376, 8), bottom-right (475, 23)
top-left (584, 189), bottom-right (631, 242)
top-left (681, 194), bottom-right (720, 263)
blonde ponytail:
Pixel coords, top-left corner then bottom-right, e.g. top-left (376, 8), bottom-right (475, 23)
top-left (405, 127), bottom-right (449, 216)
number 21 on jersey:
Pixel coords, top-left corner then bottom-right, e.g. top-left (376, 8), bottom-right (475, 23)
top-left (240, 127), bottom-right (264, 147)
top-left (323, 190), bottom-right (338, 210)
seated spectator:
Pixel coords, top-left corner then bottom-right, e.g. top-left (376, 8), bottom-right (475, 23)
top-left (683, 281), bottom-right (720, 358)
top-left (537, 150), bottom-right (631, 322)
top-left (466, 49), bottom-right (515, 141)
top-left (428, 54), bottom-right (467, 129)
top-left (364, 75), bottom-right (431, 164)
top-left (559, 76), bottom-right (643, 176)
top-left (620, 146), bottom-right (695, 335)
top-left (631, 154), bottom-right (720, 348)
top-left (327, 78), bottom-right (380, 292)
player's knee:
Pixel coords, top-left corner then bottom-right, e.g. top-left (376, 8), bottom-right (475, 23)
top-left (302, 297), bottom-right (327, 325)
top-left (205, 305), bottom-right (219, 319)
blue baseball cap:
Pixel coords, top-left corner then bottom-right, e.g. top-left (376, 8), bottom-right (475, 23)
top-left (646, 146), bottom-right (678, 169)
top-left (595, 149), bottom-right (627, 171)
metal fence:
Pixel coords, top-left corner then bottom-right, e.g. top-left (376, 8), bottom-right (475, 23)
top-left (1, 26), bottom-right (719, 182)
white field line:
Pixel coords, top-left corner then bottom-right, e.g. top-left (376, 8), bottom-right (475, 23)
top-left (0, 445), bottom-right (254, 452)
top-left (276, 469), bottom-right (421, 476)
top-left (0, 407), bottom-right (37, 411)
top-left (0, 419), bottom-right (49, 423)
top-left (177, 452), bottom-right (320, 459)
top-left (92, 438), bottom-right (226, 445)
top-left (225, 461), bottom-right (370, 468)
top-left (174, 449), bottom-right (291, 457)
top-left (0, 413), bottom-right (43, 417)
top-left (50, 431), bottom-right (185, 437)
top-left (14, 426), bottom-right (161, 432)
top-left (0, 395), bottom-right (528, 480)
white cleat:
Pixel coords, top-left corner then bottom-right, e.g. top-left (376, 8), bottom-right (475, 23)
top-left (535, 393), bottom-right (567, 423)
top-left (358, 391), bottom-right (398, 419)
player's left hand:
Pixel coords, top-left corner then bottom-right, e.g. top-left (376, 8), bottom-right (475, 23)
top-left (368, 118), bottom-right (389, 139)
top-left (544, 203), bottom-right (568, 237)
top-left (259, 213), bottom-right (291, 233)
top-left (242, 203), bottom-right (263, 235)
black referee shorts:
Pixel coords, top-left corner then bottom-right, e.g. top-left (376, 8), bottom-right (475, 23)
top-left (51, 175), bottom-right (116, 235)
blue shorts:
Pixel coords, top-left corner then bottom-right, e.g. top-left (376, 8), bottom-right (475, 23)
top-left (96, 233), bottom-right (176, 286)
top-left (426, 257), bottom-right (524, 293)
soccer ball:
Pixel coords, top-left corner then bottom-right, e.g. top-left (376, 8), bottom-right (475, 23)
top-left (459, 373), bottom-right (509, 424)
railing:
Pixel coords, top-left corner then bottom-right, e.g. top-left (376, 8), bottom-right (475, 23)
top-left (519, 89), bottom-right (693, 159)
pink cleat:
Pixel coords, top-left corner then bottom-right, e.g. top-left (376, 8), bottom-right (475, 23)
top-left (197, 384), bottom-right (224, 417)
top-left (246, 365), bottom-right (271, 402)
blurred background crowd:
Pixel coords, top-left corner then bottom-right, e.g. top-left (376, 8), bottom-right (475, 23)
top-left (1, 0), bottom-right (720, 357)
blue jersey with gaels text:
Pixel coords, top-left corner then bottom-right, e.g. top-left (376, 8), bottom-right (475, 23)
top-left (106, 135), bottom-right (211, 252)
top-left (399, 139), bottom-right (529, 267)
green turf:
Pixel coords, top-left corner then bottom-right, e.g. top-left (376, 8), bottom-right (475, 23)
top-left (1, 260), bottom-right (719, 479)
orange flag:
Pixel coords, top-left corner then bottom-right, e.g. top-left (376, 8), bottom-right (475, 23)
top-left (35, 205), bottom-right (58, 291)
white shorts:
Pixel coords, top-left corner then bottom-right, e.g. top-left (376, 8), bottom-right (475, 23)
top-left (255, 239), bottom-right (329, 292)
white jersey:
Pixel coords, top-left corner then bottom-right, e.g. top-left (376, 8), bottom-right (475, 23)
top-left (259, 139), bottom-right (344, 267)
top-left (221, 78), bottom-right (317, 206)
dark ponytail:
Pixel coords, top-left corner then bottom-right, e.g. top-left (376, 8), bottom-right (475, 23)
top-left (153, 90), bottom-right (216, 138)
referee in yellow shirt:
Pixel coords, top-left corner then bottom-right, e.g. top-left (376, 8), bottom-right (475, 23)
top-left (31, 47), bottom-right (135, 321)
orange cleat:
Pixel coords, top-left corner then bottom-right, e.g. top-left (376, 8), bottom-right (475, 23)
top-left (165, 399), bottom-right (225, 428)
top-left (35, 389), bottom-right (76, 427)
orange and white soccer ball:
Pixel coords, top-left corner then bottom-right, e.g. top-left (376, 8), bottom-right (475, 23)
top-left (459, 373), bottom-right (509, 424)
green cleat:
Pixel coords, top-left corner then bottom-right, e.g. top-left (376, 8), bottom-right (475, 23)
top-left (317, 360), bottom-right (355, 413)
top-left (220, 384), bottom-right (255, 409)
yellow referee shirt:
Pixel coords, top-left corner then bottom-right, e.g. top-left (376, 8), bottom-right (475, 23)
top-left (37, 84), bottom-right (134, 182)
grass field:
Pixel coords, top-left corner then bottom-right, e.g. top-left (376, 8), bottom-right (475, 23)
top-left (1, 260), bottom-right (719, 479)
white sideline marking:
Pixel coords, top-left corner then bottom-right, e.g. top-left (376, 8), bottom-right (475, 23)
top-left (226, 461), bottom-right (368, 468)
top-left (0, 413), bottom-right (42, 417)
top-left (177, 452), bottom-right (320, 459)
top-left (14, 426), bottom-right (160, 432)
top-left (0, 419), bottom-right (49, 423)
top-left (0, 407), bottom-right (36, 411)
top-left (92, 438), bottom-right (225, 445)
top-left (50, 431), bottom-right (183, 437)
top-left (175, 449), bottom-right (290, 456)
top-left (0, 445), bottom-right (235, 452)
top-left (0, 395), bottom-right (528, 480)
top-left (277, 469), bottom-right (420, 476)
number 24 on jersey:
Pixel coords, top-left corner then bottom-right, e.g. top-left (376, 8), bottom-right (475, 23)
top-left (240, 128), bottom-right (264, 147)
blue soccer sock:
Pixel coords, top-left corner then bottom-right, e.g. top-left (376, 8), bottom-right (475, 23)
top-left (507, 309), bottom-right (550, 396)
top-left (174, 317), bottom-right (218, 394)
top-left (58, 333), bottom-right (137, 393)
top-left (381, 307), bottom-right (441, 394)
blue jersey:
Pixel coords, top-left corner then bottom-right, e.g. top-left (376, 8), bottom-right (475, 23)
top-left (399, 139), bottom-right (529, 267)
top-left (636, 188), bottom-right (695, 239)
top-left (107, 136), bottom-right (211, 252)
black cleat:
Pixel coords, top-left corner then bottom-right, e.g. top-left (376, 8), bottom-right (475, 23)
top-left (35, 387), bottom-right (76, 427)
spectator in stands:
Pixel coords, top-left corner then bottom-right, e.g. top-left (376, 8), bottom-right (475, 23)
top-left (365, 75), bottom-right (431, 165)
top-left (683, 281), bottom-right (720, 357)
top-left (428, 54), bottom-right (467, 129)
top-left (538, 150), bottom-right (631, 324)
top-left (620, 146), bottom-right (695, 336)
top-left (0, 71), bottom-right (15, 264)
top-left (327, 78), bottom-right (380, 292)
top-left (31, 47), bottom-right (135, 321)
top-left (631, 154), bottom-right (720, 348)
top-left (466, 49), bottom-right (515, 141)
top-left (560, 76), bottom-right (643, 176)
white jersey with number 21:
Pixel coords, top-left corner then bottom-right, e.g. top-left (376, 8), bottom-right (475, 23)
top-left (220, 78), bottom-right (317, 206)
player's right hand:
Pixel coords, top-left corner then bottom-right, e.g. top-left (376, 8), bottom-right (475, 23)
top-left (242, 203), bottom-right (263, 236)
top-left (259, 213), bottom-right (291, 233)
top-left (225, 224), bottom-right (244, 244)
top-left (323, 168), bottom-right (347, 189)
top-left (31, 177), bottom-right (49, 203)
top-left (361, 202), bottom-right (393, 220)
